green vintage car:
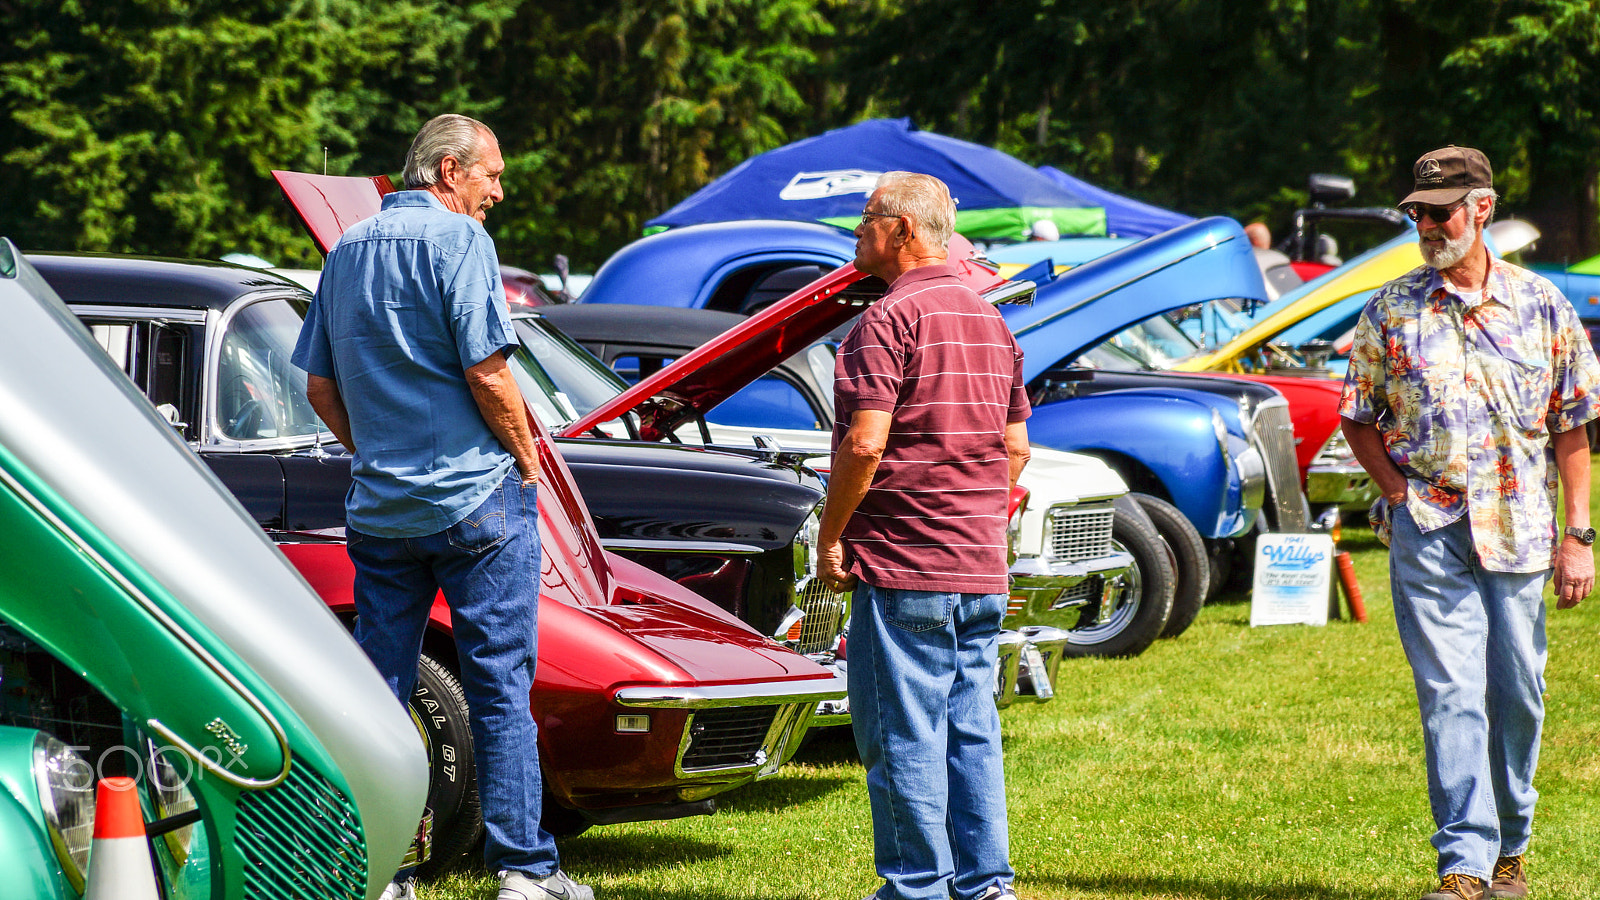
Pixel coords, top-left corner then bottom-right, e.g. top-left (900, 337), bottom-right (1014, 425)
top-left (0, 235), bottom-right (428, 899)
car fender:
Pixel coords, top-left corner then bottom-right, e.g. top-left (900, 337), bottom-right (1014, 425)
top-left (1025, 391), bottom-right (1253, 539)
top-left (0, 729), bottom-right (72, 900)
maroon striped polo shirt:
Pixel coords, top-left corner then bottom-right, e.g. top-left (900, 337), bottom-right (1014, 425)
top-left (833, 263), bottom-right (1030, 594)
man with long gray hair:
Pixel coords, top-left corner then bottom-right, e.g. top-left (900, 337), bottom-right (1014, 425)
top-left (819, 171), bottom-right (1029, 900)
top-left (1341, 146), bottom-right (1600, 900)
top-left (294, 114), bottom-right (592, 900)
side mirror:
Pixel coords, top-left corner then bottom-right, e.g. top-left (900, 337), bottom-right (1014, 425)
top-left (1308, 174), bottom-right (1356, 206)
top-left (154, 403), bottom-right (188, 434)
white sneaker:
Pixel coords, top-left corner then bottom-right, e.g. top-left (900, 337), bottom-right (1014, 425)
top-left (974, 885), bottom-right (1017, 900)
top-left (378, 880), bottom-right (417, 900)
top-left (498, 869), bottom-right (594, 900)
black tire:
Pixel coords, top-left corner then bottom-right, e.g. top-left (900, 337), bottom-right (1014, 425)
top-left (411, 653), bottom-right (483, 877)
top-left (1132, 493), bottom-right (1210, 639)
top-left (1063, 504), bottom-right (1174, 658)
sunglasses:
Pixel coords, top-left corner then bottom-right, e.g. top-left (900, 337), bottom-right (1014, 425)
top-left (859, 210), bottom-right (902, 226)
top-left (1402, 199), bottom-right (1467, 223)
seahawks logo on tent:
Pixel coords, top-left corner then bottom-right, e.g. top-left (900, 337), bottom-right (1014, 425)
top-left (779, 170), bottom-right (882, 201)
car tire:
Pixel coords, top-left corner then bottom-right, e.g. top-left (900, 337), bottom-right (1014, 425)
top-left (1063, 505), bottom-right (1174, 658)
top-left (411, 653), bottom-right (483, 877)
top-left (1132, 493), bottom-right (1210, 639)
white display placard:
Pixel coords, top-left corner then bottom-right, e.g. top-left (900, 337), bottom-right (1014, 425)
top-left (1250, 533), bottom-right (1335, 627)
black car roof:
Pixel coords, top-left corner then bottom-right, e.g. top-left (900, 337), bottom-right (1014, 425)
top-left (539, 304), bottom-right (749, 350)
top-left (27, 252), bottom-right (307, 310)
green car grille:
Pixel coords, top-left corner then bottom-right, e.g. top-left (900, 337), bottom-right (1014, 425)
top-left (237, 757), bottom-right (367, 900)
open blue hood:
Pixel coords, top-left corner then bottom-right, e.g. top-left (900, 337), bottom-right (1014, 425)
top-left (1001, 217), bottom-right (1268, 384)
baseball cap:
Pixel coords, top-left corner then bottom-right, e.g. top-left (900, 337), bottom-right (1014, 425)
top-left (1400, 146), bottom-right (1493, 207)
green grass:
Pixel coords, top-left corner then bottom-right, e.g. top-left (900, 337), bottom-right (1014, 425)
top-left (423, 475), bottom-right (1600, 900)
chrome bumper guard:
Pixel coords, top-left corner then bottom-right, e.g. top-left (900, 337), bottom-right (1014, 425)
top-left (616, 674), bottom-right (847, 783)
top-left (1306, 460), bottom-right (1378, 507)
top-left (1007, 550), bottom-right (1135, 629)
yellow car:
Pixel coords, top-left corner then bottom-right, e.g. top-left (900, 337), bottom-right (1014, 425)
top-left (1174, 235), bottom-right (1421, 375)
top-left (1176, 218), bottom-right (1540, 376)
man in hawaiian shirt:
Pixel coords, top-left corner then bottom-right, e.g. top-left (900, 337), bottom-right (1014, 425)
top-left (1341, 146), bottom-right (1600, 900)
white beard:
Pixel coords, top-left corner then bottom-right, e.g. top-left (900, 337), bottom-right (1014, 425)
top-left (1420, 224), bottom-right (1478, 270)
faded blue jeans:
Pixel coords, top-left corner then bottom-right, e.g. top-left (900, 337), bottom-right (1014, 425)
top-left (1388, 505), bottom-right (1548, 881)
top-left (849, 581), bottom-right (1014, 900)
top-left (348, 467), bottom-right (558, 878)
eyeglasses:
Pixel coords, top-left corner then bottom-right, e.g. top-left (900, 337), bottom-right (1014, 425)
top-left (859, 210), bottom-right (902, 226)
top-left (1402, 199), bottom-right (1467, 223)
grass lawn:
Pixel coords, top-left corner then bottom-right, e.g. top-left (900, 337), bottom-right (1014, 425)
top-left (424, 470), bottom-right (1600, 900)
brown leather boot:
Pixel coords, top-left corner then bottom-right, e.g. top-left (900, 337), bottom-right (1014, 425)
top-left (1422, 873), bottom-right (1487, 900)
top-left (1489, 856), bottom-right (1528, 899)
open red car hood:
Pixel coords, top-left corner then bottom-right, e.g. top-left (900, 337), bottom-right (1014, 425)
top-left (272, 170), bottom-right (395, 254)
top-left (271, 169), bottom-right (1030, 441)
top-left (564, 240), bottom-right (1030, 441)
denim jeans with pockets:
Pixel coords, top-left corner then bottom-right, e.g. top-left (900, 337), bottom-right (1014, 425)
top-left (849, 581), bottom-right (1014, 900)
top-left (1388, 504), bottom-right (1548, 880)
top-left (348, 467), bottom-right (558, 878)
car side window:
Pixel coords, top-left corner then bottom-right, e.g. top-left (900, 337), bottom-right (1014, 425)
top-left (215, 297), bottom-right (324, 441)
top-left (706, 377), bottom-right (825, 431)
top-left (611, 354), bottom-right (676, 384)
top-left (84, 320), bottom-right (194, 439)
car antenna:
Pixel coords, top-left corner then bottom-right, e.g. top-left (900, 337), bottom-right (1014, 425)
top-left (323, 147), bottom-right (328, 176)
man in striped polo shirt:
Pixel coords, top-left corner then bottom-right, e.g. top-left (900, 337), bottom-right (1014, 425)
top-left (818, 171), bottom-right (1031, 900)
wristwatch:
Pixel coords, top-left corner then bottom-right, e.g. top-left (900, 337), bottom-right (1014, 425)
top-left (1564, 526), bottom-right (1596, 545)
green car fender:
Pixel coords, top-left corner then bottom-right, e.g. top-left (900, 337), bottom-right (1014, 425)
top-left (0, 727), bottom-right (75, 899)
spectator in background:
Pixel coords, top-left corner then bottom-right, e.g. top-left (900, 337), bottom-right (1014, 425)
top-left (819, 171), bottom-right (1031, 900)
top-left (1027, 218), bottom-right (1059, 242)
top-left (1340, 146), bottom-right (1600, 900)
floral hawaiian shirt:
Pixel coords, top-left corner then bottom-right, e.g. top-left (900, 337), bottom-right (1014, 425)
top-left (1340, 257), bottom-right (1600, 572)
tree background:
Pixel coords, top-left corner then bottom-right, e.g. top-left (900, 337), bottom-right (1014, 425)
top-left (3, 0), bottom-right (1597, 270)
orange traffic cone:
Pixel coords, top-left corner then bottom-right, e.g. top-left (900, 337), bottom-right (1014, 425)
top-left (82, 776), bottom-right (159, 900)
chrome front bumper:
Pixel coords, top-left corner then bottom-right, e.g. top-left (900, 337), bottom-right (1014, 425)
top-left (998, 549), bottom-right (1134, 706)
top-left (1306, 459), bottom-right (1378, 508)
top-left (616, 673), bottom-right (847, 789)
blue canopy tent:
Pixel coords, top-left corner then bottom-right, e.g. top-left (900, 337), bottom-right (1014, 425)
top-left (644, 118), bottom-right (1106, 240)
top-left (1036, 166), bottom-right (1193, 239)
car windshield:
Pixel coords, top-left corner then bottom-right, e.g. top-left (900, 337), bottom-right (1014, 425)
top-left (1103, 314), bottom-right (1201, 369)
top-left (507, 317), bottom-right (631, 428)
top-left (215, 296), bottom-right (328, 441)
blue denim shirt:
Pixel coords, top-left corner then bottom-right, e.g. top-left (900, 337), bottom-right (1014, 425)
top-left (292, 190), bottom-right (518, 538)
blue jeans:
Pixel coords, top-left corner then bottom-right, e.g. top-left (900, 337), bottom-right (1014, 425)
top-left (348, 468), bottom-right (558, 878)
top-left (1388, 505), bottom-right (1548, 880)
top-left (849, 582), bottom-right (1014, 900)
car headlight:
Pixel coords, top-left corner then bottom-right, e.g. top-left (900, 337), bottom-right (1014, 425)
top-left (1312, 428), bottom-right (1356, 465)
top-left (1211, 408), bottom-right (1232, 467)
top-left (33, 733), bottom-right (94, 892)
top-left (147, 738), bottom-right (200, 864)
top-left (794, 505), bottom-right (821, 582)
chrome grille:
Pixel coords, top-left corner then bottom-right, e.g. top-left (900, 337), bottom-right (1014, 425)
top-left (237, 758), bottom-right (366, 900)
top-left (1253, 402), bottom-right (1310, 532)
top-left (793, 579), bottom-right (847, 655)
top-left (1058, 577), bottom-right (1099, 607)
top-left (1045, 503), bottom-right (1116, 562)
top-left (682, 706), bottom-right (779, 770)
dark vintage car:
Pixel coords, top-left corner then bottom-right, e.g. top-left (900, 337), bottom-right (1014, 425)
top-left (30, 251), bottom-right (846, 869)
top-left (0, 238), bottom-right (428, 899)
top-left (534, 303), bottom-right (1186, 659)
